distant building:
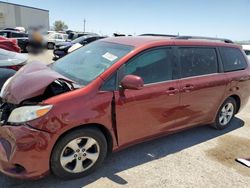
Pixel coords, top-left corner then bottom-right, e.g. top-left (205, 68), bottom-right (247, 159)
top-left (0, 1), bottom-right (49, 31)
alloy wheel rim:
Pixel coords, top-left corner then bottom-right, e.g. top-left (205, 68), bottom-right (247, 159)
top-left (219, 102), bottom-right (234, 126)
top-left (60, 137), bottom-right (100, 173)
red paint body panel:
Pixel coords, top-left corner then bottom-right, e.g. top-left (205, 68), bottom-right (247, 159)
top-left (178, 73), bottom-right (228, 128)
top-left (114, 80), bottom-right (180, 146)
top-left (0, 37), bottom-right (250, 179)
top-left (0, 37), bottom-right (21, 53)
top-left (0, 125), bottom-right (52, 179)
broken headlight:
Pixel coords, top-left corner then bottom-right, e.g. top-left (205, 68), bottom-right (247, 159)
top-left (8, 105), bottom-right (53, 123)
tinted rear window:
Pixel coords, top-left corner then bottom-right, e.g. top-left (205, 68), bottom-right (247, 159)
top-left (220, 47), bottom-right (247, 72)
top-left (179, 47), bottom-right (218, 78)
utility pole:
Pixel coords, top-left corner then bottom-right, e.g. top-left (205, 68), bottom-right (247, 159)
top-left (83, 19), bottom-right (86, 33)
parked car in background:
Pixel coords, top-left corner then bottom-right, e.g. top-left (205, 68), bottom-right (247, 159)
top-left (3, 28), bottom-right (19, 31)
top-left (53, 35), bottom-right (105, 59)
top-left (67, 32), bottom-right (98, 41)
top-left (0, 36), bottom-right (21, 52)
top-left (0, 36), bottom-right (249, 180)
top-left (44, 32), bottom-right (68, 49)
top-left (0, 48), bottom-right (27, 89)
top-left (0, 30), bottom-right (31, 52)
top-left (47, 31), bottom-right (56, 35)
top-left (242, 45), bottom-right (250, 59)
top-left (0, 48), bottom-right (28, 71)
top-left (14, 27), bottom-right (26, 33)
top-left (0, 69), bottom-right (16, 92)
top-left (3, 27), bottom-right (25, 32)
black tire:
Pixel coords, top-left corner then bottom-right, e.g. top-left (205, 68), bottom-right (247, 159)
top-left (25, 44), bottom-right (32, 53)
top-left (211, 97), bottom-right (237, 130)
top-left (50, 127), bottom-right (107, 179)
top-left (47, 42), bottom-right (54, 49)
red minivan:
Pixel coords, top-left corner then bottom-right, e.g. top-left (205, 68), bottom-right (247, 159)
top-left (0, 36), bottom-right (250, 179)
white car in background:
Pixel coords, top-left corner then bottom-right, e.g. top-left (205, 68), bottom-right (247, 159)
top-left (242, 45), bottom-right (250, 59)
top-left (44, 32), bottom-right (68, 49)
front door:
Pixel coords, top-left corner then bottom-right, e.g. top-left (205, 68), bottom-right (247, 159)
top-left (114, 47), bottom-right (181, 146)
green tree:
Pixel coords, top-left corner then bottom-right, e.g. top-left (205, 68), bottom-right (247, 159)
top-left (53, 20), bottom-right (68, 31)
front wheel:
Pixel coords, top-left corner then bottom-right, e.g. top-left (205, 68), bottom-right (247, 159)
top-left (51, 128), bottom-right (107, 179)
top-left (212, 97), bottom-right (236, 130)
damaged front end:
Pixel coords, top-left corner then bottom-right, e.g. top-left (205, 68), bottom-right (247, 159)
top-left (0, 62), bottom-right (72, 178)
top-left (0, 61), bottom-right (75, 125)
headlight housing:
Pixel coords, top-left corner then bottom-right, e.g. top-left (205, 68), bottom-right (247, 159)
top-left (8, 105), bottom-right (53, 123)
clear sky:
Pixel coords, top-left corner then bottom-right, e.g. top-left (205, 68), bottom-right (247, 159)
top-left (3, 0), bottom-right (250, 40)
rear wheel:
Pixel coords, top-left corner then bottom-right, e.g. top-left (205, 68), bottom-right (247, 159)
top-left (47, 42), bottom-right (54, 49)
top-left (51, 127), bottom-right (107, 179)
top-left (212, 97), bottom-right (236, 130)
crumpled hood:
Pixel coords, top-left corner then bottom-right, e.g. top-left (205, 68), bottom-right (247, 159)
top-left (1, 61), bottom-right (73, 104)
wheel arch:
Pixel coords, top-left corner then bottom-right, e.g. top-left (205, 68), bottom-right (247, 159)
top-left (229, 94), bottom-right (241, 114)
top-left (51, 123), bottom-right (114, 157)
top-left (213, 94), bottom-right (241, 123)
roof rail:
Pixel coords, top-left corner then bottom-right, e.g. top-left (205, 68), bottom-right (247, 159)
top-left (140, 34), bottom-right (178, 37)
top-left (175, 36), bottom-right (233, 43)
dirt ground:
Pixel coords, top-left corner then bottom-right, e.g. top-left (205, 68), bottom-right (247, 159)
top-left (0, 50), bottom-right (250, 188)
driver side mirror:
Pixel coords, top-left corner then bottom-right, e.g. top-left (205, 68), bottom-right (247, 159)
top-left (120, 75), bottom-right (144, 90)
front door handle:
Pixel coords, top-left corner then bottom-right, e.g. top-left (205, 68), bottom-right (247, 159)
top-left (183, 84), bottom-right (194, 92)
top-left (166, 87), bottom-right (179, 96)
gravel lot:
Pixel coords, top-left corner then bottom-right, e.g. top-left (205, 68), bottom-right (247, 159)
top-left (1, 50), bottom-right (250, 188)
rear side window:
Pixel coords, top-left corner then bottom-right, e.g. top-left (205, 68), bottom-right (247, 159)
top-left (179, 47), bottom-right (218, 78)
top-left (220, 47), bottom-right (247, 72)
top-left (125, 48), bottom-right (176, 84)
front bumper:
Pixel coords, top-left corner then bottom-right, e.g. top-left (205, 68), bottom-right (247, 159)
top-left (53, 49), bottom-right (66, 58)
top-left (0, 124), bottom-right (52, 179)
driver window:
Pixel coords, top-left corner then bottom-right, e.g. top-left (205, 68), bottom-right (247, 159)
top-left (125, 48), bottom-right (175, 84)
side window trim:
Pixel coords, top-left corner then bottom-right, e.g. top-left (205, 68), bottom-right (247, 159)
top-left (177, 46), bottom-right (219, 79)
top-left (215, 47), bottom-right (224, 73)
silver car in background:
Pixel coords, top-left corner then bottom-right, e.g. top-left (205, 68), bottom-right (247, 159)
top-left (0, 48), bottom-right (28, 89)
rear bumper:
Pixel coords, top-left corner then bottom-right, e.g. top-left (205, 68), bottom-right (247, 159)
top-left (0, 124), bottom-right (52, 179)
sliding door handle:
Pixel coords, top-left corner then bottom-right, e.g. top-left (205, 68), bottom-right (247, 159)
top-left (166, 87), bottom-right (179, 95)
top-left (183, 84), bottom-right (194, 92)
